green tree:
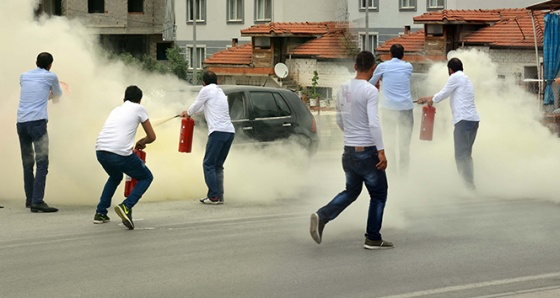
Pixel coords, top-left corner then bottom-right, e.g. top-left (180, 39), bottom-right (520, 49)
top-left (166, 46), bottom-right (189, 81)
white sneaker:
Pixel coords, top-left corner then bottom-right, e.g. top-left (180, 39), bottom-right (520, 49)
top-left (199, 197), bottom-right (223, 205)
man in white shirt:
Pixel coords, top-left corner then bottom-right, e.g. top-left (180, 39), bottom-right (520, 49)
top-left (17, 52), bottom-right (63, 213)
top-left (180, 71), bottom-right (235, 205)
top-left (369, 44), bottom-right (414, 177)
top-left (310, 51), bottom-right (393, 250)
top-left (417, 58), bottom-right (480, 190)
top-left (95, 85), bottom-right (156, 229)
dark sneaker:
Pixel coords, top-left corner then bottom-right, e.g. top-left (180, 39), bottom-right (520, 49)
top-left (200, 197), bottom-right (223, 205)
top-left (310, 213), bottom-right (325, 244)
top-left (93, 213), bottom-right (111, 224)
top-left (364, 239), bottom-right (394, 250)
top-left (30, 202), bottom-right (58, 213)
top-left (114, 204), bottom-right (134, 230)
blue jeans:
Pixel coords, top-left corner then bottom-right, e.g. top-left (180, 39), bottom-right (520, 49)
top-left (453, 120), bottom-right (479, 187)
top-left (203, 131), bottom-right (235, 200)
top-left (17, 120), bottom-right (49, 205)
top-left (317, 146), bottom-right (389, 241)
top-left (96, 151), bottom-right (153, 215)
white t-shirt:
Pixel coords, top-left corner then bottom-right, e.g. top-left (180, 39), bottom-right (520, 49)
top-left (96, 100), bottom-right (149, 156)
top-left (187, 84), bottom-right (235, 135)
top-left (336, 79), bottom-right (384, 150)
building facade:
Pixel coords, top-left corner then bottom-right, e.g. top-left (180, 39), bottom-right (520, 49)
top-left (38, 0), bottom-right (170, 60)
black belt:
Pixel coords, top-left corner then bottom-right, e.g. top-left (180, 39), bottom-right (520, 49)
top-left (344, 146), bottom-right (376, 152)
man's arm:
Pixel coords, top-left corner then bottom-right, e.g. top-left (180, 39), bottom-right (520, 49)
top-left (135, 119), bottom-right (157, 150)
top-left (50, 74), bottom-right (63, 98)
top-left (181, 88), bottom-right (208, 117)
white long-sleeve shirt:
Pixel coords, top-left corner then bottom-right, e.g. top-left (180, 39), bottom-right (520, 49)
top-left (336, 79), bottom-right (384, 150)
top-left (433, 71), bottom-right (480, 124)
top-left (187, 84), bottom-right (235, 135)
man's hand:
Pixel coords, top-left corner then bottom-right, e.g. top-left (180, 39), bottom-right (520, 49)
top-left (179, 111), bottom-right (190, 118)
top-left (135, 138), bottom-right (147, 150)
top-left (416, 96), bottom-right (434, 107)
top-left (376, 150), bottom-right (387, 171)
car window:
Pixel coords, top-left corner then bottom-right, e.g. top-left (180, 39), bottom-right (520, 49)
top-left (273, 93), bottom-right (291, 116)
top-left (228, 92), bottom-right (246, 120)
top-left (250, 92), bottom-right (279, 118)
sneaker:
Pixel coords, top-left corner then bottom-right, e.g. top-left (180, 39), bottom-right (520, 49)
top-left (310, 213), bottom-right (325, 244)
top-left (364, 239), bottom-right (394, 250)
top-left (93, 213), bottom-right (110, 224)
top-left (200, 197), bottom-right (223, 205)
top-left (114, 204), bottom-right (134, 230)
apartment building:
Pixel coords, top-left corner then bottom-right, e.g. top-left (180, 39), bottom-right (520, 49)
top-left (38, 0), bottom-right (171, 60)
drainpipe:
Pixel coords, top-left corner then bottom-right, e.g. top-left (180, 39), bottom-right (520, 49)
top-left (530, 11), bottom-right (541, 101)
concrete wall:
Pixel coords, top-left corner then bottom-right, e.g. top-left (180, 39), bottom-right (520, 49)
top-left (64, 0), bottom-right (166, 35)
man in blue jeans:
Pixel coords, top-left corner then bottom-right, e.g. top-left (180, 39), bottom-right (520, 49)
top-left (17, 52), bottom-right (63, 213)
top-left (95, 86), bottom-right (156, 229)
top-left (417, 58), bottom-right (480, 190)
top-left (310, 51), bottom-right (393, 250)
top-left (180, 71), bottom-right (235, 205)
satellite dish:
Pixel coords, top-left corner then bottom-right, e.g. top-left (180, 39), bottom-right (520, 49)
top-left (447, 50), bottom-right (458, 60)
top-left (274, 63), bottom-right (289, 79)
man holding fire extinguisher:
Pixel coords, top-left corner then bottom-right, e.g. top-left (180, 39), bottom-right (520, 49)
top-left (94, 85), bottom-right (156, 229)
top-left (180, 71), bottom-right (235, 205)
top-left (417, 58), bottom-right (479, 191)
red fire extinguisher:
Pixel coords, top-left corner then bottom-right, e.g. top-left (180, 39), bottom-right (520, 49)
top-left (420, 105), bottom-right (436, 141)
top-left (124, 149), bottom-right (146, 197)
top-left (179, 117), bottom-right (195, 153)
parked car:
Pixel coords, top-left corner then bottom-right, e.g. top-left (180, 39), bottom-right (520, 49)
top-left (183, 85), bottom-right (319, 154)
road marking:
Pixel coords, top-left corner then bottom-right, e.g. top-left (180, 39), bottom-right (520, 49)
top-left (379, 272), bottom-right (560, 298)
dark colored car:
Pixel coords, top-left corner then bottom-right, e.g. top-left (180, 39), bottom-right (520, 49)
top-left (190, 85), bottom-right (319, 154)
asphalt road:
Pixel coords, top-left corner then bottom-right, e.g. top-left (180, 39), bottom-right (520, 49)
top-left (2, 152), bottom-right (560, 298)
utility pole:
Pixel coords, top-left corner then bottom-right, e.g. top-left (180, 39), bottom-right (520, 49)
top-left (365, 0), bottom-right (369, 51)
top-left (192, 0), bottom-right (198, 85)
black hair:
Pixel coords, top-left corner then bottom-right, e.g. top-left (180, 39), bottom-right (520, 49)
top-left (124, 85), bottom-right (143, 103)
top-left (36, 52), bottom-right (54, 69)
top-left (390, 44), bottom-right (404, 59)
top-left (447, 58), bottom-right (464, 72)
top-left (202, 71), bottom-right (218, 85)
top-left (355, 51), bottom-right (375, 72)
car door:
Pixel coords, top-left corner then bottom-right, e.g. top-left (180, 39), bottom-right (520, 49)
top-left (227, 91), bottom-right (259, 141)
top-left (248, 91), bottom-right (296, 142)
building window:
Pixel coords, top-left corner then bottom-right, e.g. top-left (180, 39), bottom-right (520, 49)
top-left (187, 0), bottom-right (206, 23)
top-left (188, 46), bottom-right (206, 69)
top-left (128, 0), bottom-right (143, 13)
top-left (399, 0), bottom-right (416, 11)
top-left (253, 37), bottom-right (271, 49)
top-left (427, 0), bottom-right (444, 10)
top-left (88, 0), bottom-right (104, 13)
top-left (359, 33), bottom-right (378, 52)
top-left (359, 0), bottom-right (379, 12)
top-left (426, 24), bottom-right (443, 36)
top-left (255, 0), bottom-right (272, 22)
top-left (227, 0), bottom-right (244, 22)
top-left (157, 43), bottom-right (173, 60)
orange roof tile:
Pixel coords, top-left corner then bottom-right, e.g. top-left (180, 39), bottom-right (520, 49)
top-left (203, 43), bottom-right (253, 65)
top-left (376, 30), bottom-right (426, 53)
top-left (289, 30), bottom-right (356, 59)
top-left (241, 22), bottom-right (334, 36)
top-left (414, 8), bottom-right (529, 24)
top-left (461, 10), bottom-right (545, 47)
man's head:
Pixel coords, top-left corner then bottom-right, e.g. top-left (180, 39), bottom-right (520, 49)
top-left (354, 51), bottom-right (376, 75)
top-left (447, 57), bottom-right (463, 75)
top-left (390, 44), bottom-right (404, 60)
top-left (202, 70), bottom-right (218, 86)
top-left (36, 52), bottom-right (54, 70)
top-left (124, 85), bottom-right (143, 103)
